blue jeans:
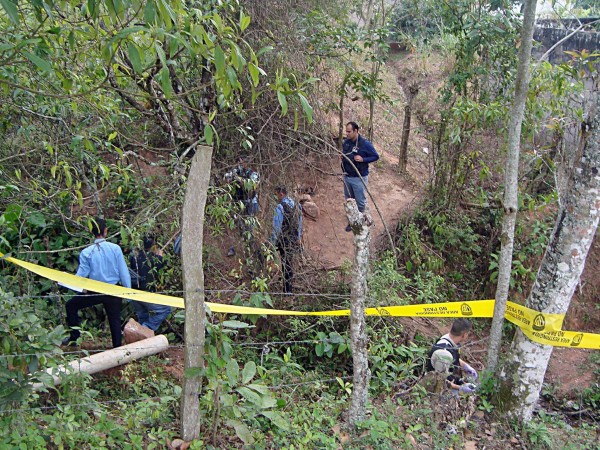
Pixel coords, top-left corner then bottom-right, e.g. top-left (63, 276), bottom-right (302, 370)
top-left (343, 175), bottom-right (368, 212)
top-left (131, 300), bottom-right (172, 331)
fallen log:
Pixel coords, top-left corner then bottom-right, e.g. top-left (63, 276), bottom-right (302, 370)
top-left (32, 335), bottom-right (169, 390)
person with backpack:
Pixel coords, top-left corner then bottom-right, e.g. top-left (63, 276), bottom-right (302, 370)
top-left (270, 186), bottom-right (302, 294)
top-left (128, 236), bottom-right (171, 331)
top-left (426, 318), bottom-right (478, 395)
top-left (224, 156), bottom-right (260, 257)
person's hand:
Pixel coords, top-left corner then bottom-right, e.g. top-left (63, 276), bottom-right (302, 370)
top-left (155, 248), bottom-right (163, 257)
top-left (459, 383), bottom-right (477, 395)
top-left (354, 155), bottom-right (364, 162)
top-left (463, 363), bottom-right (478, 380)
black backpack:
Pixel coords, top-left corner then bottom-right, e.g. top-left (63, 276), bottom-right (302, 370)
top-left (280, 201), bottom-right (300, 245)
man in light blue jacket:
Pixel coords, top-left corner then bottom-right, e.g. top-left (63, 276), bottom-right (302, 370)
top-left (64, 217), bottom-right (131, 347)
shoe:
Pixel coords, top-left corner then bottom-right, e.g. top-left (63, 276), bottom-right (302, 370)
top-left (345, 224), bottom-right (352, 232)
top-left (227, 247), bottom-right (235, 257)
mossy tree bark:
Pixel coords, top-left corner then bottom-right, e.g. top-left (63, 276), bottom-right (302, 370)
top-left (500, 90), bottom-right (600, 421)
top-left (487, 0), bottom-right (538, 373)
top-left (180, 145), bottom-right (213, 440)
top-left (344, 199), bottom-right (372, 426)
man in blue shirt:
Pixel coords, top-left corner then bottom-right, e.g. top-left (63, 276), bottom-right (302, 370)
top-left (270, 187), bottom-right (302, 294)
top-left (64, 217), bottom-right (131, 348)
top-left (341, 121), bottom-right (379, 231)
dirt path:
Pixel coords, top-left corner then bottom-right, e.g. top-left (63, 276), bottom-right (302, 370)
top-left (300, 153), bottom-right (421, 268)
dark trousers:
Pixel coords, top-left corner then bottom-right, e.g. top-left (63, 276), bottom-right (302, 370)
top-left (66, 293), bottom-right (123, 347)
top-left (277, 245), bottom-right (294, 293)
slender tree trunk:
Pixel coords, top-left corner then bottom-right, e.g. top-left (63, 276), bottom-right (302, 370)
top-left (344, 199), bottom-right (371, 426)
top-left (398, 103), bottom-right (411, 173)
top-left (338, 79), bottom-right (347, 152)
top-left (500, 90), bottom-right (600, 421)
top-left (180, 145), bottom-right (213, 441)
top-left (486, 0), bottom-right (538, 373)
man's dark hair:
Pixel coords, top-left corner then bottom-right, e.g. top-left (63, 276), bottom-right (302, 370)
top-left (143, 236), bottom-right (155, 251)
top-left (275, 186), bottom-right (288, 195)
top-left (346, 121), bottom-right (359, 131)
top-left (450, 318), bottom-right (472, 336)
top-left (91, 217), bottom-right (106, 237)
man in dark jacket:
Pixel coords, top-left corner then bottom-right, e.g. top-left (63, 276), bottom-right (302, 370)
top-left (270, 186), bottom-right (302, 294)
top-left (341, 121), bottom-right (379, 231)
top-left (129, 236), bottom-right (170, 331)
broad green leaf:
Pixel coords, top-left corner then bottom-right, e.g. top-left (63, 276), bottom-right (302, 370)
top-left (257, 45), bottom-right (273, 57)
top-left (158, 67), bottom-right (173, 98)
top-left (222, 320), bottom-right (252, 329)
top-left (277, 91), bottom-right (288, 116)
top-left (0, 0), bottom-right (19, 24)
top-left (262, 411), bottom-right (290, 430)
top-left (154, 42), bottom-right (167, 68)
top-left (226, 419), bottom-right (255, 445)
top-left (114, 26), bottom-right (144, 40)
top-left (239, 12), bottom-right (250, 32)
top-left (241, 361), bottom-right (256, 384)
top-left (27, 212), bottom-right (46, 228)
top-left (214, 45), bottom-right (225, 77)
top-left (226, 66), bottom-right (239, 89)
top-left (297, 92), bottom-right (313, 123)
top-left (127, 43), bottom-right (142, 74)
top-left (204, 124), bottom-right (213, 145)
top-left (226, 358), bottom-right (240, 383)
top-left (144, 0), bottom-right (156, 24)
top-left (248, 63), bottom-right (259, 87)
top-left (22, 52), bottom-right (52, 73)
top-left (247, 383), bottom-right (270, 395)
top-left (236, 386), bottom-right (261, 405)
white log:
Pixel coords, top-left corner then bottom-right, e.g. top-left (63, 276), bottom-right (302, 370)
top-left (33, 335), bottom-right (169, 390)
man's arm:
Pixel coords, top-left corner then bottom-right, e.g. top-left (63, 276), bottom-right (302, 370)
top-left (116, 247), bottom-right (132, 288)
top-left (360, 140), bottom-right (379, 163)
top-left (75, 250), bottom-right (91, 278)
top-left (270, 204), bottom-right (283, 244)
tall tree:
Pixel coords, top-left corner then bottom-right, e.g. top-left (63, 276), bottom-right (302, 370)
top-left (499, 87), bottom-right (600, 421)
top-left (344, 198), bottom-right (372, 426)
top-left (486, 0), bottom-right (538, 372)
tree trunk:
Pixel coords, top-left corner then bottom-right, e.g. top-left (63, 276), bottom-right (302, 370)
top-left (338, 79), bottom-right (347, 152)
top-left (398, 102), bottom-right (411, 173)
top-left (344, 199), bottom-right (372, 426)
top-left (180, 145), bottom-right (213, 441)
top-left (486, 0), bottom-right (538, 373)
top-left (500, 89), bottom-right (600, 421)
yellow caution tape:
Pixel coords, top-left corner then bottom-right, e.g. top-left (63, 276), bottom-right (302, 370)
top-left (2, 253), bottom-right (599, 349)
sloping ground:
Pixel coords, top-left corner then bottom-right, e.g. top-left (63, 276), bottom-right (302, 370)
top-left (300, 153), bottom-right (422, 269)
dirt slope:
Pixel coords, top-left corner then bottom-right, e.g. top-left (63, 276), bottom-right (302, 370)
top-left (300, 153), bottom-right (421, 268)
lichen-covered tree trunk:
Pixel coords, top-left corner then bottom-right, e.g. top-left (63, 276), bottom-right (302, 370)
top-left (486, 0), bottom-right (538, 373)
top-left (181, 145), bottom-right (213, 440)
top-left (344, 199), bottom-right (372, 426)
top-left (500, 90), bottom-right (600, 421)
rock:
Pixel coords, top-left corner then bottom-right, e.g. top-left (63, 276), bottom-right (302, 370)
top-left (301, 201), bottom-right (319, 220)
top-left (124, 318), bottom-right (154, 344)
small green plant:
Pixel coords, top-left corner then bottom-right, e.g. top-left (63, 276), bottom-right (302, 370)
top-left (522, 420), bottom-right (553, 448)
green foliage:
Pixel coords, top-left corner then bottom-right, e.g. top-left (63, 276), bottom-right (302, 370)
top-left (313, 331), bottom-right (349, 358)
top-left (368, 326), bottom-right (425, 392)
top-left (200, 318), bottom-right (288, 446)
top-left (0, 289), bottom-right (65, 410)
top-left (521, 419), bottom-right (553, 448)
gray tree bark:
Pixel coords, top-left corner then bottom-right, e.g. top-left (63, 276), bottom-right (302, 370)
top-left (344, 199), bottom-right (372, 426)
top-left (180, 145), bottom-right (213, 441)
top-left (500, 90), bottom-right (600, 421)
top-left (486, 0), bottom-right (538, 373)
